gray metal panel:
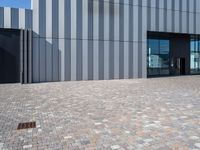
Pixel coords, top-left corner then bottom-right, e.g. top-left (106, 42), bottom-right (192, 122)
top-left (39, 0), bottom-right (46, 37)
top-left (32, 37), bottom-right (40, 82)
top-left (82, 0), bottom-right (88, 80)
top-left (25, 10), bottom-right (32, 29)
top-left (109, 41), bottom-right (114, 79)
top-left (28, 30), bottom-right (32, 83)
top-left (46, 0), bottom-right (52, 38)
top-left (24, 30), bottom-right (28, 83)
top-left (58, 0), bottom-right (65, 81)
top-left (77, 39), bottom-right (82, 81)
top-left (52, 0), bottom-right (58, 38)
top-left (129, 42), bottom-right (133, 78)
top-left (46, 38), bottom-right (53, 82)
top-left (196, 13), bottom-right (200, 34)
top-left (52, 38), bottom-right (59, 81)
top-left (58, 0), bottom-right (65, 39)
top-left (20, 30), bottom-right (24, 83)
top-left (77, 0), bottom-right (83, 80)
top-left (11, 8), bottom-right (19, 29)
top-left (119, 41), bottom-right (124, 79)
top-left (28, 0), bottom-right (200, 82)
top-left (39, 38), bottom-right (46, 82)
top-left (99, 41), bottom-right (104, 80)
top-left (32, 0), bottom-right (39, 37)
top-left (45, 0), bottom-right (53, 82)
top-left (93, 0), bottom-right (99, 80)
top-left (197, 0), bottom-right (200, 13)
top-left (88, 0), bottom-right (93, 80)
top-left (133, 42), bottom-right (138, 78)
top-left (65, 0), bottom-right (71, 39)
top-left (0, 7), bottom-right (4, 28)
top-left (65, 39), bottom-right (71, 81)
top-left (99, 1), bottom-right (104, 80)
top-left (71, 0), bottom-right (77, 81)
top-left (124, 4), bottom-right (129, 79)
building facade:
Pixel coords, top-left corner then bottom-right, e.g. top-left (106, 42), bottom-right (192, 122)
top-left (0, 0), bottom-right (200, 83)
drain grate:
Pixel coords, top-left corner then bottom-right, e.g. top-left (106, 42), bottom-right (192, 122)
top-left (17, 122), bottom-right (36, 130)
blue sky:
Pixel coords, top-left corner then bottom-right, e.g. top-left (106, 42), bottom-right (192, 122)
top-left (0, 0), bottom-right (31, 9)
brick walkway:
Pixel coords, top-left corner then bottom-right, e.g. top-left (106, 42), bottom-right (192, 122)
top-left (0, 76), bottom-right (200, 150)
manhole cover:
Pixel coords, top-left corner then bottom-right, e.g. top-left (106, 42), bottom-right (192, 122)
top-left (17, 122), bottom-right (36, 130)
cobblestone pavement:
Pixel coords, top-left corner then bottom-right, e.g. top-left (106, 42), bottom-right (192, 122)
top-left (0, 76), bottom-right (200, 150)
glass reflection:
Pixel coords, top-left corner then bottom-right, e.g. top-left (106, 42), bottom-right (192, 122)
top-left (147, 39), bottom-right (170, 76)
top-left (190, 36), bottom-right (200, 74)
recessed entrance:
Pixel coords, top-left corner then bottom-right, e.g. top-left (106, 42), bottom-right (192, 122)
top-left (0, 29), bottom-right (20, 83)
top-left (147, 32), bottom-right (193, 77)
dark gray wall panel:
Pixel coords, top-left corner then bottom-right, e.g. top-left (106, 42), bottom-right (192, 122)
top-left (11, 8), bottom-right (19, 29)
top-left (52, 39), bottom-right (59, 81)
top-left (77, 40), bottom-right (83, 81)
top-left (65, 39), bottom-right (71, 81)
top-left (109, 41), bottom-right (114, 79)
top-left (32, 38), bottom-right (39, 82)
top-left (0, 8), bottom-right (4, 28)
top-left (46, 39), bottom-right (53, 82)
top-left (39, 38), bottom-right (46, 82)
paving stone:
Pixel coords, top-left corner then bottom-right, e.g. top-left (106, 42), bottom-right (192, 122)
top-left (0, 143), bottom-right (3, 149)
top-left (23, 144), bottom-right (32, 149)
top-left (111, 145), bottom-right (120, 149)
top-left (0, 76), bottom-right (200, 149)
top-left (194, 143), bottom-right (200, 148)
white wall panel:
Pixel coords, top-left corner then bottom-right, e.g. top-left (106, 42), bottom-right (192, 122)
top-left (114, 1), bottom-right (120, 79)
top-left (71, 0), bottom-right (77, 81)
top-left (133, 6), bottom-right (138, 41)
top-left (82, 0), bottom-right (88, 80)
top-left (46, 0), bottom-right (52, 38)
top-left (174, 11), bottom-right (180, 33)
top-left (93, 0), bottom-right (99, 80)
top-left (124, 4), bottom-right (129, 79)
top-left (58, 0), bottom-right (65, 81)
top-left (19, 9), bottom-right (25, 28)
top-left (104, 2), bottom-right (109, 80)
top-left (4, 8), bottom-right (11, 28)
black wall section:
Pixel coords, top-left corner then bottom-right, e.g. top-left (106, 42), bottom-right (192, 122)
top-left (170, 34), bottom-right (190, 75)
top-left (0, 29), bottom-right (20, 83)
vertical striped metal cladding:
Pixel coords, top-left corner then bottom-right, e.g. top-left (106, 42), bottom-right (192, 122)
top-left (20, 29), bottom-right (33, 84)
top-left (0, 7), bottom-right (32, 29)
top-left (30, 0), bottom-right (200, 82)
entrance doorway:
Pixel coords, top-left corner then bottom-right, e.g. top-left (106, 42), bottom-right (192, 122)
top-left (170, 57), bottom-right (186, 76)
top-left (147, 32), bottom-right (191, 77)
top-left (0, 29), bottom-right (20, 83)
top-left (179, 58), bottom-right (186, 75)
